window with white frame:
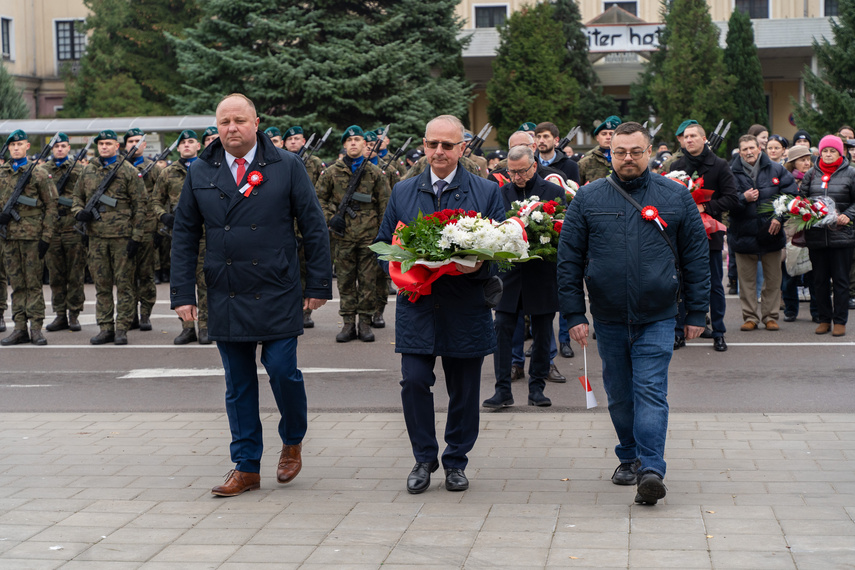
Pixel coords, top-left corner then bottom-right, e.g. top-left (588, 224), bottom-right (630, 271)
top-left (735, 0), bottom-right (770, 19)
top-left (1, 18), bottom-right (12, 60)
top-left (56, 20), bottom-right (86, 61)
top-left (474, 6), bottom-right (507, 28)
top-left (604, 2), bottom-right (638, 16)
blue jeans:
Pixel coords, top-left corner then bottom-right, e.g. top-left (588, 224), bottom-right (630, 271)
top-left (593, 318), bottom-right (674, 478)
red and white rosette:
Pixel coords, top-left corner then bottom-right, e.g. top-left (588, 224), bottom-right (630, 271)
top-left (772, 177), bottom-right (780, 186)
top-left (821, 174), bottom-right (831, 190)
top-left (640, 205), bottom-right (668, 230)
top-left (239, 170), bottom-right (264, 197)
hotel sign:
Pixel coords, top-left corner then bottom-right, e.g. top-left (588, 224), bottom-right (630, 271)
top-left (586, 24), bottom-right (665, 52)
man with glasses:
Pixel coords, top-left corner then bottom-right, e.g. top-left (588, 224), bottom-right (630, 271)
top-left (558, 121), bottom-right (710, 506)
top-left (484, 145), bottom-right (564, 410)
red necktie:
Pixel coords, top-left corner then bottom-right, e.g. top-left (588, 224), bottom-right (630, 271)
top-left (234, 157), bottom-right (246, 185)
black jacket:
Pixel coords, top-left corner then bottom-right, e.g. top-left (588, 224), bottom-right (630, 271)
top-left (669, 148), bottom-right (739, 251)
top-left (536, 148), bottom-right (580, 184)
top-left (170, 133), bottom-right (333, 341)
top-left (729, 153), bottom-right (797, 254)
top-left (801, 159), bottom-right (855, 249)
top-left (496, 175), bottom-right (562, 315)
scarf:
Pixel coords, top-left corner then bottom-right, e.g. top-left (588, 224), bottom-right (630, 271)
top-left (11, 157), bottom-right (27, 172)
top-left (179, 157), bottom-right (197, 168)
top-left (793, 170), bottom-right (805, 181)
top-left (54, 156), bottom-right (68, 167)
top-left (683, 145), bottom-right (709, 175)
top-left (343, 155), bottom-right (364, 173)
top-left (133, 156), bottom-right (145, 167)
top-left (739, 157), bottom-right (758, 182)
top-left (378, 149), bottom-right (388, 159)
top-left (599, 147), bottom-right (611, 163)
top-left (100, 155), bottom-right (118, 167)
top-left (818, 156), bottom-right (843, 177)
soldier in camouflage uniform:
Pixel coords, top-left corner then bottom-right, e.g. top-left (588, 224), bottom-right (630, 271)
top-left (578, 115), bottom-right (621, 185)
top-left (283, 126), bottom-right (326, 328)
top-left (124, 128), bottom-right (161, 332)
top-left (661, 119), bottom-right (697, 172)
top-left (43, 133), bottom-right (86, 333)
top-left (153, 130), bottom-right (210, 345)
top-left (72, 129), bottom-right (146, 345)
top-left (264, 126), bottom-right (284, 148)
top-left (316, 125), bottom-right (390, 342)
top-left (0, 236), bottom-right (6, 333)
top-left (0, 130), bottom-right (58, 346)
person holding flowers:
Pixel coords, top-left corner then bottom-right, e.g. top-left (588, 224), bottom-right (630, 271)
top-left (729, 134), bottom-right (797, 332)
top-left (374, 115), bottom-right (505, 495)
top-left (799, 135), bottom-right (855, 336)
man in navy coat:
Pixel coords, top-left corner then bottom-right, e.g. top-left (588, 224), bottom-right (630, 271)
top-left (375, 115), bottom-right (504, 494)
top-left (171, 94), bottom-right (332, 496)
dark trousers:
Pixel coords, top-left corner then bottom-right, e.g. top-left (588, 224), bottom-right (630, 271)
top-left (400, 354), bottom-right (483, 470)
top-left (782, 265), bottom-right (817, 319)
top-left (216, 337), bottom-right (307, 473)
top-left (808, 247), bottom-right (853, 325)
top-left (677, 249), bottom-right (725, 338)
top-left (494, 310), bottom-right (553, 396)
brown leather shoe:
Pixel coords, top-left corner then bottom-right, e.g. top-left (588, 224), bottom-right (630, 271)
top-left (211, 469), bottom-right (260, 497)
top-left (765, 320), bottom-right (780, 331)
top-left (740, 321), bottom-right (757, 331)
top-left (277, 443), bottom-right (302, 484)
top-left (832, 324), bottom-right (846, 337)
top-left (815, 322), bottom-right (831, 335)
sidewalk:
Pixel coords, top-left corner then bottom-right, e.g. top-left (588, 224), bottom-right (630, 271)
top-left (0, 412), bottom-right (853, 569)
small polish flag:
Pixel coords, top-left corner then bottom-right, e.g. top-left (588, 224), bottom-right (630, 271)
top-left (579, 346), bottom-right (598, 409)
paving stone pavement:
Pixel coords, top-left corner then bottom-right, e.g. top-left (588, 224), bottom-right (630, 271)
top-left (0, 412), bottom-right (853, 569)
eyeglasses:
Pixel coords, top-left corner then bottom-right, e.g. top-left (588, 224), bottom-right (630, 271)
top-left (612, 146), bottom-right (650, 160)
top-left (508, 163), bottom-right (535, 177)
top-left (424, 140), bottom-right (464, 151)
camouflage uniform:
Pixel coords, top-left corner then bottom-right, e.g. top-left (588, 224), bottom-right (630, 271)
top-left (662, 149), bottom-right (684, 172)
top-left (0, 161), bottom-right (58, 332)
top-left (373, 155), bottom-right (403, 316)
top-left (468, 153), bottom-right (489, 178)
top-left (72, 156), bottom-right (145, 332)
top-left (132, 156), bottom-right (162, 323)
top-left (577, 147), bottom-right (612, 185)
top-left (43, 157), bottom-right (86, 319)
top-left (298, 154), bottom-right (326, 324)
top-left (316, 158), bottom-right (389, 323)
top-left (153, 159), bottom-right (207, 331)
top-left (0, 239), bottom-right (6, 323)
top-left (402, 154), bottom-right (486, 180)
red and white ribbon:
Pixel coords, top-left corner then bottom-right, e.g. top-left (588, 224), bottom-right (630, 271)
top-left (641, 205), bottom-right (668, 230)
top-left (239, 170), bottom-right (264, 197)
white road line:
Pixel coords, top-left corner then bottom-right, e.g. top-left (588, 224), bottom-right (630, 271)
top-left (119, 368), bottom-right (385, 379)
top-left (0, 384), bottom-right (56, 388)
top-left (686, 342), bottom-right (855, 347)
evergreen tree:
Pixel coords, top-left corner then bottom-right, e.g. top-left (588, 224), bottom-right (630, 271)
top-left (792, 0), bottom-right (855, 136)
top-left (61, 0), bottom-right (200, 117)
top-left (724, 9), bottom-right (767, 152)
top-left (171, 0), bottom-right (471, 146)
top-left (0, 64), bottom-right (29, 120)
top-left (553, 0), bottom-right (617, 129)
top-left (486, 3), bottom-right (579, 145)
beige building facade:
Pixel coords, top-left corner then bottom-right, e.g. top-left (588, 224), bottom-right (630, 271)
top-left (461, 0), bottom-right (839, 148)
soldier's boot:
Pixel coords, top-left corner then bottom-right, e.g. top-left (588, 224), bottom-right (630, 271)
top-left (336, 322), bottom-right (357, 343)
top-left (114, 329), bottom-right (128, 345)
top-left (198, 328), bottom-right (211, 345)
top-left (139, 311), bottom-right (152, 332)
top-left (1, 329), bottom-right (30, 346)
top-left (30, 329), bottom-right (48, 346)
top-left (303, 310), bottom-right (314, 329)
top-left (90, 329), bottom-right (115, 345)
top-left (130, 312), bottom-right (140, 330)
top-left (68, 312), bottom-right (81, 332)
top-left (0, 312), bottom-right (6, 333)
top-left (371, 309), bottom-right (385, 329)
top-left (357, 318), bottom-right (375, 342)
top-left (45, 313), bottom-right (69, 332)
top-left (174, 328), bottom-right (197, 345)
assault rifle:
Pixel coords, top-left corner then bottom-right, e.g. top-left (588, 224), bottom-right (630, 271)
top-left (328, 124), bottom-right (389, 237)
top-left (297, 133), bottom-right (316, 160)
top-left (0, 133), bottom-right (61, 239)
top-left (556, 126), bottom-right (581, 151)
top-left (464, 123), bottom-right (491, 158)
top-left (74, 135), bottom-right (145, 236)
top-left (304, 128), bottom-right (332, 164)
top-left (707, 120), bottom-right (731, 154)
top-left (138, 136), bottom-right (179, 181)
top-left (56, 138), bottom-right (94, 208)
top-left (0, 139), bottom-right (8, 163)
top-left (382, 137), bottom-right (411, 169)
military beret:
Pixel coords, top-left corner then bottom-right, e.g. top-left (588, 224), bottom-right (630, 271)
top-left (518, 122), bottom-right (537, 132)
top-left (793, 129), bottom-right (811, 145)
top-left (264, 126), bottom-right (282, 138)
top-left (284, 126), bottom-right (303, 139)
top-left (203, 126), bottom-right (218, 138)
top-left (463, 131), bottom-right (474, 142)
top-left (56, 132), bottom-right (69, 143)
top-left (675, 119), bottom-right (699, 137)
top-left (123, 127), bottom-right (144, 142)
top-left (341, 125), bottom-right (364, 144)
top-left (364, 130), bottom-right (378, 143)
top-left (177, 130), bottom-right (198, 142)
top-left (7, 129), bottom-right (27, 142)
top-left (593, 116), bottom-right (622, 136)
top-left (406, 149), bottom-right (423, 162)
top-left (94, 129), bottom-right (118, 142)
top-left (374, 126), bottom-right (387, 137)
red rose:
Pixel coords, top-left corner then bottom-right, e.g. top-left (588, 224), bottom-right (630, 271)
top-left (543, 202), bottom-right (556, 214)
top-left (802, 213), bottom-right (812, 221)
top-left (467, 210), bottom-right (477, 217)
top-left (553, 220), bottom-right (563, 233)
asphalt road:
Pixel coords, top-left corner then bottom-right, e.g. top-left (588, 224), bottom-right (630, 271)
top-left (1, 283), bottom-right (853, 414)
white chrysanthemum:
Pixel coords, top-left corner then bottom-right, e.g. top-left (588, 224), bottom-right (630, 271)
top-left (539, 235), bottom-right (551, 244)
top-left (531, 211), bottom-right (544, 223)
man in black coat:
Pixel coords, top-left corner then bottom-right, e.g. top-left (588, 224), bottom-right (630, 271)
top-left (484, 145), bottom-right (563, 409)
top-left (668, 123), bottom-right (739, 352)
top-left (534, 122), bottom-right (580, 184)
top-left (171, 94), bottom-right (333, 497)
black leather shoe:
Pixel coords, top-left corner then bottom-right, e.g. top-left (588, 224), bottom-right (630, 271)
top-left (30, 329), bottom-right (47, 346)
top-left (611, 459), bottom-right (640, 485)
top-left (139, 315), bottom-right (152, 331)
top-left (674, 336), bottom-right (685, 350)
top-left (68, 313), bottom-right (81, 332)
top-left (849, 298), bottom-right (855, 310)
top-left (336, 322), bottom-right (357, 343)
top-left (303, 314), bottom-right (314, 328)
top-left (635, 471), bottom-right (667, 505)
top-left (198, 328), bottom-right (211, 344)
top-left (528, 390), bottom-right (552, 407)
top-left (407, 461), bottom-right (439, 494)
top-left (90, 330), bottom-right (114, 345)
top-left (510, 365), bottom-right (525, 381)
top-left (371, 311), bottom-right (385, 328)
top-left (700, 327), bottom-right (714, 339)
top-left (174, 328), bottom-right (197, 345)
top-left (444, 468), bottom-right (469, 491)
top-left (357, 320), bottom-right (375, 342)
top-left (1, 329), bottom-right (30, 346)
top-left (547, 364), bottom-right (566, 383)
top-left (45, 314), bottom-right (69, 332)
top-left (114, 329), bottom-right (128, 345)
top-left (559, 341), bottom-right (574, 358)
top-left (783, 313), bottom-right (796, 322)
top-left (812, 316), bottom-right (821, 324)
top-left (483, 392), bottom-right (514, 409)
top-left (130, 314), bottom-right (140, 330)
top-left (713, 337), bottom-right (727, 352)
top-left (727, 279), bottom-right (738, 295)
